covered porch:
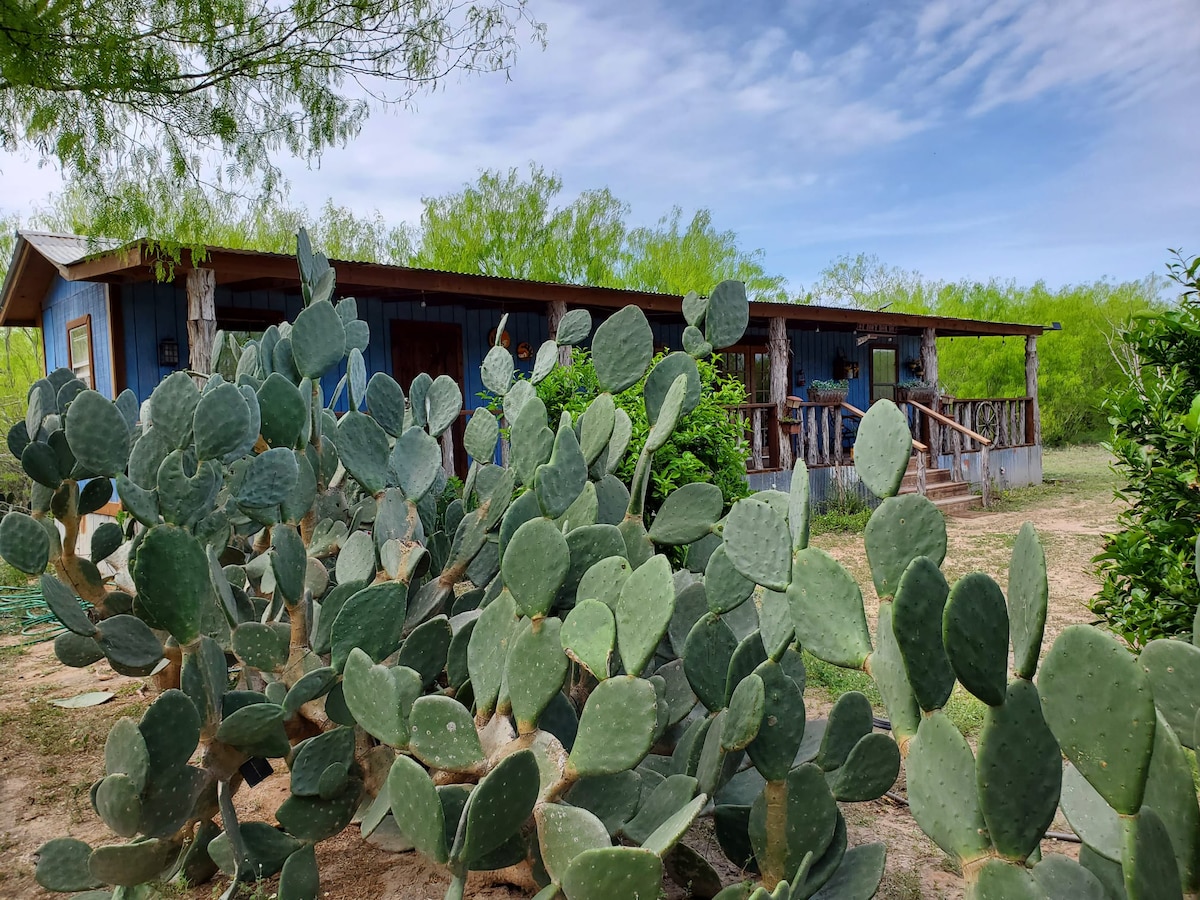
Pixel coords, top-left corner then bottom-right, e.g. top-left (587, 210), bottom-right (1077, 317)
top-left (724, 306), bottom-right (1046, 509)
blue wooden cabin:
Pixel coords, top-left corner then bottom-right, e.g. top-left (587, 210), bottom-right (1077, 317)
top-left (0, 232), bottom-right (1047, 514)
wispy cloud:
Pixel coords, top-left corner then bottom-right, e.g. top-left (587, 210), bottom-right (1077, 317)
top-left (0, 0), bottom-right (1196, 288)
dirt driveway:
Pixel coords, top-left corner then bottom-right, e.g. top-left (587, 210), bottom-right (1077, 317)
top-left (0, 448), bottom-right (1121, 900)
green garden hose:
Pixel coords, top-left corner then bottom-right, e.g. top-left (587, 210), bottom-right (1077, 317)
top-left (0, 583), bottom-right (92, 644)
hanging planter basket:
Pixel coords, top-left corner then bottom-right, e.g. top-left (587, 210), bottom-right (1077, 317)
top-left (807, 387), bottom-right (849, 405)
top-left (898, 386), bottom-right (937, 405)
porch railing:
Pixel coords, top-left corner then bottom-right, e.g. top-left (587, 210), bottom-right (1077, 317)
top-left (931, 397), bottom-right (1035, 453)
top-left (728, 403), bottom-right (779, 472)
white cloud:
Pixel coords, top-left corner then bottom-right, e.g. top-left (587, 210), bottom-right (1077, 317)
top-left (0, 0), bottom-right (1195, 289)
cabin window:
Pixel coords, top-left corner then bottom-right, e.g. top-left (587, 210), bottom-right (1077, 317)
top-left (67, 316), bottom-right (93, 389)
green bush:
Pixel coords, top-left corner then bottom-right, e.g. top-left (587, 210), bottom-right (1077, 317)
top-left (536, 347), bottom-right (750, 513)
top-left (1093, 251), bottom-right (1200, 646)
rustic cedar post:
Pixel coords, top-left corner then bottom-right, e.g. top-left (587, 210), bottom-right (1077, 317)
top-left (186, 268), bottom-right (216, 380)
top-left (920, 327), bottom-right (939, 456)
top-left (441, 430), bottom-right (456, 476)
top-left (548, 300), bottom-right (572, 367)
top-left (1025, 335), bottom-right (1040, 446)
top-left (768, 317), bottom-right (792, 470)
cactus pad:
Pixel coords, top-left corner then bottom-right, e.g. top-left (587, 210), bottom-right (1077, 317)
top-left (1140, 637), bottom-right (1200, 750)
top-left (853, 401), bottom-right (912, 498)
top-left (330, 581), bottom-right (409, 670)
top-left (503, 517), bottom-right (570, 618)
top-left (537, 803), bottom-right (612, 884)
top-left (0, 510), bottom-right (50, 574)
top-left (561, 846), bottom-right (664, 900)
top-left (34, 837), bottom-right (103, 892)
top-left (745, 659), bottom-right (806, 782)
top-left (722, 674), bottom-right (765, 751)
top-left (1123, 806), bottom-right (1184, 900)
top-left (649, 482), bottom-right (723, 546)
top-left (1007, 522), bottom-right (1048, 680)
top-left (815, 692), bottom-right (873, 771)
top-left (1030, 856), bottom-right (1105, 900)
top-left (906, 711), bottom-right (991, 863)
top-left (291, 299), bottom-right (346, 379)
top-left (891, 556), bottom-right (954, 712)
top-left (644, 352), bottom-right (701, 424)
top-left (828, 732), bottom-right (900, 801)
top-left (341, 648), bottom-right (421, 746)
top-left (535, 420), bottom-right (588, 519)
top-left (387, 755), bottom-right (447, 863)
top-left (748, 764), bottom-right (838, 886)
top-left (592, 306), bottom-right (654, 394)
top-left (408, 695), bottom-right (483, 772)
top-left (568, 675), bottom-right (657, 777)
top-left (864, 494), bottom-right (947, 598)
top-left (461, 749), bottom-right (540, 864)
top-left (704, 281), bottom-right (749, 350)
top-left (561, 599), bottom-right (615, 679)
top-left (722, 498), bottom-right (792, 591)
top-left (788, 548), bottom-right (873, 668)
top-left (975, 679), bottom-right (1061, 861)
top-left (1038, 624), bottom-right (1154, 815)
top-left (943, 572), bottom-right (1009, 706)
top-left (616, 554), bottom-right (675, 676)
top-left (508, 617), bottom-right (569, 733)
top-left (705, 545), bottom-right (756, 615)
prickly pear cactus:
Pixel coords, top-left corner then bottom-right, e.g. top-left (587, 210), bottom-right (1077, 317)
top-left (9, 230), bottom-right (1198, 900)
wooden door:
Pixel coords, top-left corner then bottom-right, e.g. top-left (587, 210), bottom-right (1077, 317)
top-left (869, 345), bottom-right (898, 404)
top-left (390, 320), bottom-right (468, 479)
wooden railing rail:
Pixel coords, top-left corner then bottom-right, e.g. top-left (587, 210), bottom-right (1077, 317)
top-left (906, 398), bottom-right (993, 507)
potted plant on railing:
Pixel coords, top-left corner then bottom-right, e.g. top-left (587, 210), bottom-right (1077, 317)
top-left (897, 378), bottom-right (938, 405)
top-left (807, 377), bottom-right (849, 404)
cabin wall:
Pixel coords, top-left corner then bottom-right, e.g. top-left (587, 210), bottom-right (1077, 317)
top-left (42, 277), bottom-right (115, 398)
top-left (120, 285), bottom-right (552, 407)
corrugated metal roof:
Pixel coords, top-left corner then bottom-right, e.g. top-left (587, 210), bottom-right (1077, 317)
top-left (20, 231), bottom-right (123, 267)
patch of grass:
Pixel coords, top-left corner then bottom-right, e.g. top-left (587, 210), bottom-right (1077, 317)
top-left (810, 507), bottom-right (873, 535)
top-left (0, 697), bottom-right (147, 758)
top-left (803, 652), bottom-right (986, 738)
top-left (879, 865), bottom-right (925, 900)
top-left (0, 560), bottom-right (27, 589)
top-left (989, 444), bottom-right (1119, 511)
top-left (810, 487), bottom-right (875, 536)
top-left (803, 652), bottom-right (883, 709)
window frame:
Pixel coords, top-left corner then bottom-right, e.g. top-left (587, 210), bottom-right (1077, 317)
top-left (66, 314), bottom-right (95, 389)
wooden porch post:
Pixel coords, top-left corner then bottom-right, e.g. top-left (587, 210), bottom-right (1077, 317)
top-left (920, 327), bottom-right (939, 456)
top-left (548, 300), bottom-right (572, 367)
top-left (769, 317), bottom-right (792, 470)
top-left (186, 268), bottom-right (216, 379)
top-left (1025, 335), bottom-right (1041, 446)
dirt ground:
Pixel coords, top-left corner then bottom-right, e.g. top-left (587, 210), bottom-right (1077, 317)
top-left (0, 447), bottom-right (1120, 900)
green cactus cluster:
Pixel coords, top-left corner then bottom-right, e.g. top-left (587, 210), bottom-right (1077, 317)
top-left (7, 230), bottom-right (1200, 900)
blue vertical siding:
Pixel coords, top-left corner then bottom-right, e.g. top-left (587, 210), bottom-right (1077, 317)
top-left (42, 277), bottom-right (114, 398)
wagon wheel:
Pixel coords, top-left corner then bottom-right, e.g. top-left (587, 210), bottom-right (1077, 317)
top-left (973, 401), bottom-right (999, 442)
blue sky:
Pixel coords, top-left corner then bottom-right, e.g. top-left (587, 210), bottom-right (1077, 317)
top-left (1, 0), bottom-right (1197, 292)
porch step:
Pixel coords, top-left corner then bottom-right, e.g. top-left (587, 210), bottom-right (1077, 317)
top-left (898, 457), bottom-right (980, 516)
top-left (928, 492), bottom-right (984, 516)
top-left (900, 467), bottom-right (952, 490)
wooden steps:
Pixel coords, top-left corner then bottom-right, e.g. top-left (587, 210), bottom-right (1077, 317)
top-left (898, 457), bottom-right (981, 516)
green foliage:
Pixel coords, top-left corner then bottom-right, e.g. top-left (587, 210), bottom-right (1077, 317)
top-left (0, 0), bottom-right (542, 199)
top-left (535, 348), bottom-right (750, 513)
top-left (1093, 252), bottom-right (1200, 646)
top-left (894, 276), bottom-right (1163, 445)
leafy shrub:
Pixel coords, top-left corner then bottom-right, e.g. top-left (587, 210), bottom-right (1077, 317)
top-left (536, 347), bottom-right (750, 513)
top-left (1093, 251), bottom-right (1200, 645)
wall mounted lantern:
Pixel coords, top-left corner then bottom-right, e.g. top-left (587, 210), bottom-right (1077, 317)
top-left (158, 337), bottom-right (179, 367)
